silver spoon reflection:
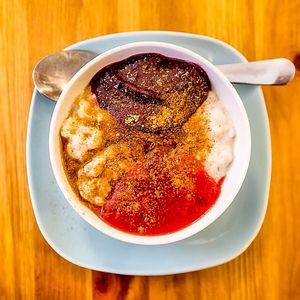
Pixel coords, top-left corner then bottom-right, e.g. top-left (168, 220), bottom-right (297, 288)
top-left (33, 50), bottom-right (295, 102)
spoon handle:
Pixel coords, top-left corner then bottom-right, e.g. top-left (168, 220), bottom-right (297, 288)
top-left (217, 58), bottom-right (295, 85)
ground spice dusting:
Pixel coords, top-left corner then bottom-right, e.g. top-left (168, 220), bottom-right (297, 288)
top-left (61, 53), bottom-right (224, 235)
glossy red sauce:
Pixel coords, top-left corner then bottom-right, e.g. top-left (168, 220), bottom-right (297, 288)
top-left (91, 156), bottom-right (223, 235)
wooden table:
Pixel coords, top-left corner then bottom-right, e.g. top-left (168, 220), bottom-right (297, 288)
top-left (1, 0), bottom-right (299, 299)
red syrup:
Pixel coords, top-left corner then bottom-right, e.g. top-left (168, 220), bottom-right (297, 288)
top-left (91, 157), bottom-right (223, 235)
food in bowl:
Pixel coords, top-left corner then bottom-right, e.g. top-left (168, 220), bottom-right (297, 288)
top-left (60, 53), bottom-right (235, 235)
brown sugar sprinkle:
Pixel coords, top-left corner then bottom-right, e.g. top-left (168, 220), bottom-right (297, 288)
top-left (62, 75), bottom-right (211, 211)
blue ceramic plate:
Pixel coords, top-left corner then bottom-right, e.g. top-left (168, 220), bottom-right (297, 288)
top-left (26, 31), bottom-right (271, 275)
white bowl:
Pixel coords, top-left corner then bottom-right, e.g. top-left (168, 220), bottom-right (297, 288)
top-left (49, 41), bottom-right (251, 245)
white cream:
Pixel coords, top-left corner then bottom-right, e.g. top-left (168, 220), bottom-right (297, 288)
top-left (61, 120), bottom-right (103, 161)
top-left (204, 92), bottom-right (235, 181)
top-left (60, 89), bottom-right (110, 162)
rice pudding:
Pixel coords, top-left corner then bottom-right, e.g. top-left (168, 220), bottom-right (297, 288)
top-left (60, 53), bottom-right (235, 235)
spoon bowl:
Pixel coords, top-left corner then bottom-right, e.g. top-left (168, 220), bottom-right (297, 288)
top-left (33, 50), bottom-right (98, 101)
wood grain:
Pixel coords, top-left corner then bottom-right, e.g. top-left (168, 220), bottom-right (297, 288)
top-left (0, 0), bottom-right (299, 299)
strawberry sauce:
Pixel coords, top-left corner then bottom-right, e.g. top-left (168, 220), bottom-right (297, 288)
top-left (91, 157), bottom-right (223, 235)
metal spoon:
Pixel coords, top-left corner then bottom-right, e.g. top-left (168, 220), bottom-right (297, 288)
top-left (33, 50), bottom-right (98, 101)
top-left (33, 50), bottom-right (295, 101)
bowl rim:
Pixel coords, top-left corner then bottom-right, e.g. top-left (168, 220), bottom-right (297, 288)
top-left (49, 41), bottom-right (251, 245)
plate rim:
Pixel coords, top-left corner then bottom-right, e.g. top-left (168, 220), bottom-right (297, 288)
top-left (26, 30), bottom-right (272, 275)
